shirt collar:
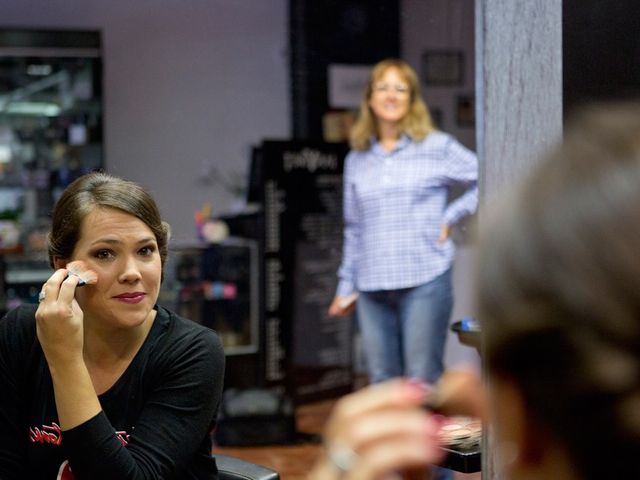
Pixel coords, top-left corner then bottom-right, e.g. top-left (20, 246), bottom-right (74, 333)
top-left (370, 133), bottom-right (412, 156)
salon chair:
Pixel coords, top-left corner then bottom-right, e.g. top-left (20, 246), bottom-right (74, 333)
top-left (215, 453), bottom-right (280, 480)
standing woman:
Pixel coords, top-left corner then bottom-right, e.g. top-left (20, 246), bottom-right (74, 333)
top-left (329, 59), bottom-right (477, 385)
top-left (0, 172), bottom-right (225, 479)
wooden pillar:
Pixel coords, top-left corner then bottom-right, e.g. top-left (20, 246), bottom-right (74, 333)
top-left (474, 0), bottom-right (562, 478)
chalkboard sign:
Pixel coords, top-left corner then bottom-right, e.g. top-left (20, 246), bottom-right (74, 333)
top-left (260, 140), bottom-right (353, 403)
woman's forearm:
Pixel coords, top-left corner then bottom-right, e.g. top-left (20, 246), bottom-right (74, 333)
top-left (49, 359), bottom-right (101, 431)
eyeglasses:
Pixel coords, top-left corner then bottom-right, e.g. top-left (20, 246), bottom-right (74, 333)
top-left (373, 83), bottom-right (410, 94)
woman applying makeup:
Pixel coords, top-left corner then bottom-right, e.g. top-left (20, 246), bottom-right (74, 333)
top-left (0, 172), bottom-right (225, 479)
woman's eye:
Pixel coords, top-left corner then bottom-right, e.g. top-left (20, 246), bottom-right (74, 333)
top-left (139, 245), bottom-right (157, 256)
top-left (94, 249), bottom-right (114, 260)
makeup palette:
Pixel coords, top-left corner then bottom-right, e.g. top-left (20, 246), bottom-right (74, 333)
top-left (439, 416), bottom-right (482, 473)
top-left (440, 416), bottom-right (481, 449)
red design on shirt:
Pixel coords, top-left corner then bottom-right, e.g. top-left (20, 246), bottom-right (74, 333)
top-left (57, 460), bottom-right (74, 480)
top-left (29, 422), bottom-right (62, 445)
top-left (29, 423), bottom-right (130, 477)
top-left (29, 423), bottom-right (130, 447)
top-left (116, 430), bottom-right (130, 446)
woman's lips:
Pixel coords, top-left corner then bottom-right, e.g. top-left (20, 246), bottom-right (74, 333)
top-left (114, 292), bottom-right (146, 304)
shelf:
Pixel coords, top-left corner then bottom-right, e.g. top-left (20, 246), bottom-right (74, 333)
top-left (5, 269), bottom-right (51, 284)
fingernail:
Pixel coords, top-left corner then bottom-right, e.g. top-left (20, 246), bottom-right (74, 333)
top-left (405, 378), bottom-right (432, 400)
top-left (425, 415), bottom-right (446, 439)
top-left (431, 414), bottom-right (446, 429)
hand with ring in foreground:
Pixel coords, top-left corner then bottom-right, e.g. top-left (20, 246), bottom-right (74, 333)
top-left (308, 378), bottom-right (446, 480)
top-left (35, 268), bottom-right (85, 366)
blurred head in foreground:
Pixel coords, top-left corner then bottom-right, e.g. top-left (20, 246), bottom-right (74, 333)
top-left (478, 103), bottom-right (640, 479)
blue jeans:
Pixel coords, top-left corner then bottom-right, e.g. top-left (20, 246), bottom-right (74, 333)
top-left (357, 271), bottom-right (454, 480)
top-left (356, 269), bottom-right (453, 384)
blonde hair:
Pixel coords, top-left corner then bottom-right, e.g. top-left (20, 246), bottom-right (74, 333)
top-left (349, 58), bottom-right (435, 151)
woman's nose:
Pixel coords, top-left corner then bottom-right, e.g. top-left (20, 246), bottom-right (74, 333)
top-left (386, 90), bottom-right (400, 101)
top-left (118, 257), bottom-right (142, 283)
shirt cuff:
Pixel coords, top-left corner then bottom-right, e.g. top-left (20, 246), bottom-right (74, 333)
top-left (336, 279), bottom-right (355, 298)
top-left (63, 411), bottom-right (123, 465)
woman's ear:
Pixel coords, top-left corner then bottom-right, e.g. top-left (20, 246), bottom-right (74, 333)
top-left (491, 378), bottom-right (567, 479)
top-left (490, 379), bottom-right (541, 474)
top-left (490, 379), bottom-right (527, 472)
top-left (53, 257), bottom-right (68, 270)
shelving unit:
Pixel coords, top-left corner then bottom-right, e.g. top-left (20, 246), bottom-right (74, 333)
top-left (0, 29), bottom-right (103, 306)
top-left (161, 238), bottom-right (260, 356)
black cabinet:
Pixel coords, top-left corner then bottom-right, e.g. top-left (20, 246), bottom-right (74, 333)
top-left (160, 239), bottom-right (262, 389)
top-left (162, 239), bottom-right (260, 355)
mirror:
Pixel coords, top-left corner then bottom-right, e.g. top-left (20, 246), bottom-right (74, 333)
top-left (0, 1), bottom-right (479, 374)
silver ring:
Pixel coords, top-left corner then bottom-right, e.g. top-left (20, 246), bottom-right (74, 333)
top-left (38, 291), bottom-right (46, 303)
top-left (328, 445), bottom-right (358, 474)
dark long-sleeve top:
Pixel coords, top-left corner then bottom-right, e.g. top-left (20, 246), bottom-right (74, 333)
top-left (0, 304), bottom-right (225, 479)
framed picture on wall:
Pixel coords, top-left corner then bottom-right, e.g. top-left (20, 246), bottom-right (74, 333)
top-left (421, 50), bottom-right (464, 86)
top-left (456, 95), bottom-right (475, 127)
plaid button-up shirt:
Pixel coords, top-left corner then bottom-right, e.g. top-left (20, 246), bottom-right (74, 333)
top-left (336, 132), bottom-right (478, 296)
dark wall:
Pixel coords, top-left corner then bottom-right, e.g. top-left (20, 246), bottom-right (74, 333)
top-left (290, 0), bottom-right (400, 139)
top-left (563, 0), bottom-right (640, 117)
